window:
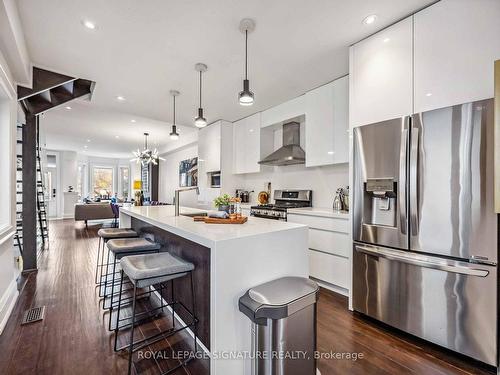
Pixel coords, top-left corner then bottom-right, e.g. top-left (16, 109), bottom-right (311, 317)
top-left (119, 167), bottom-right (130, 200)
top-left (92, 167), bottom-right (113, 198)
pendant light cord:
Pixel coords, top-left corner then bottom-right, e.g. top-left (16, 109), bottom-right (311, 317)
top-left (245, 30), bottom-right (248, 80)
top-left (144, 134), bottom-right (147, 149)
top-left (199, 71), bottom-right (202, 108)
top-left (173, 95), bottom-right (176, 126)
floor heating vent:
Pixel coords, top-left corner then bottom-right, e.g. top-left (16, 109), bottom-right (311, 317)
top-left (21, 306), bottom-right (45, 325)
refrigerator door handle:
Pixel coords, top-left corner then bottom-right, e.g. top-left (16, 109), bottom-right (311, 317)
top-left (399, 124), bottom-right (409, 235)
top-left (355, 244), bottom-right (490, 277)
top-left (409, 123), bottom-right (419, 236)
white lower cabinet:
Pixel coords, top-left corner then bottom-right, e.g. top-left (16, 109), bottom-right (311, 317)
top-left (308, 250), bottom-right (349, 289)
top-left (287, 212), bottom-right (350, 292)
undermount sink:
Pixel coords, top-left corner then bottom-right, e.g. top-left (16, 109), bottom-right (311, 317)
top-left (180, 212), bottom-right (208, 218)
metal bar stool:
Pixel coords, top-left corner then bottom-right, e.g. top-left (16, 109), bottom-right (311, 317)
top-left (103, 238), bottom-right (161, 321)
top-left (96, 228), bottom-right (138, 287)
top-left (114, 252), bottom-right (199, 375)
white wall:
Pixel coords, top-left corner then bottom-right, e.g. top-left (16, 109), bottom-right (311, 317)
top-left (158, 144), bottom-right (199, 206)
top-left (0, 47), bottom-right (21, 334)
top-left (240, 164), bottom-right (348, 208)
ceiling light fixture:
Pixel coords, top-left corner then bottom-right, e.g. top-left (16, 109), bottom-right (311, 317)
top-left (82, 20), bottom-right (96, 30)
top-left (363, 14), bottom-right (377, 25)
top-left (169, 90), bottom-right (180, 140)
top-left (65, 106), bottom-right (72, 110)
top-left (130, 119), bottom-right (136, 123)
top-left (194, 63), bottom-right (208, 128)
top-left (131, 132), bottom-right (165, 166)
top-left (116, 95), bottom-right (126, 101)
top-left (87, 139), bottom-right (91, 142)
top-left (238, 18), bottom-right (256, 106)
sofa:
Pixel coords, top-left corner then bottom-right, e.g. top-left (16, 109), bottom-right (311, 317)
top-left (74, 203), bottom-right (115, 227)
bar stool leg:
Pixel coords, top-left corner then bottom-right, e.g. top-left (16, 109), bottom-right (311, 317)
top-left (107, 256), bottom-right (119, 330)
top-left (128, 284), bottom-right (138, 375)
top-left (95, 237), bottom-right (101, 284)
top-left (190, 271), bottom-right (198, 353)
top-left (171, 279), bottom-right (175, 329)
top-left (102, 246), bottom-right (113, 299)
top-left (114, 270), bottom-right (125, 352)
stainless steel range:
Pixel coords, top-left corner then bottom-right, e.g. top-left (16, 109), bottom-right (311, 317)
top-left (250, 190), bottom-right (312, 221)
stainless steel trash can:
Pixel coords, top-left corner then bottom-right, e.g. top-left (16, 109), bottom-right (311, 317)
top-left (239, 276), bottom-right (319, 375)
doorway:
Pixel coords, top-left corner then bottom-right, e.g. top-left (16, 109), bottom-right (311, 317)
top-left (46, 154), bottom-right (58, 218)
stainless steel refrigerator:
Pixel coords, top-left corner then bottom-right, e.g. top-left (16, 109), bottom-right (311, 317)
top-left (352, 98), bottom-right (498, 366)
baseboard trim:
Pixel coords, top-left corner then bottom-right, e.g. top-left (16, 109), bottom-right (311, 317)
top-left (0, 279), bottom-right (19, 335)
top-left (310, 276), bottom-right (349, 297)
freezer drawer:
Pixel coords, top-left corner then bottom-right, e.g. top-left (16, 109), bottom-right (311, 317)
top-left (353, 243), bottom-right (497, 366)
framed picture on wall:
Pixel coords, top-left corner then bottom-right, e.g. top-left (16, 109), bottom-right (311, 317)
top-left (179, 157), bottom-right (198, 187)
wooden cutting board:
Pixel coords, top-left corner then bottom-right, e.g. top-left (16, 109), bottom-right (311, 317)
top-left (193, 216), bottom-right (248, 224)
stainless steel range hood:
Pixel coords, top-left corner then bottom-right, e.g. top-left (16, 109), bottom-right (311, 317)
top-left (258, 122), bottom-right (305, 166)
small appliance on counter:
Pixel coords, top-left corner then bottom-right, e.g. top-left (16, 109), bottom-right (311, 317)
top-left (251, 189), bottom-right (312, 221)
top-left (333, 186), bottom-right (349, 212)
top-left (235, 189), bottom-right (254, 203)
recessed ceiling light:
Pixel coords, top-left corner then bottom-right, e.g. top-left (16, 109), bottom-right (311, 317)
top-left (82, 20), bottom-right (96, 30)
top-left (383, 38), bottom-right (390, 43)
top-left (115, 135), bottom-right (120, 139)
top-left (65, 106), bottom-right (72, 110)
top-left (426, 92), bottom-right (433, 97)
top-left (116, 96), bottom-right (126, 101)
top-left (87, 139), bottom-right (91, 142)
top-left (327, 151), bottom-right (335, 155)
top-left (84, 145), bottom-right (88, 149)
top-left (130, 119), bottom-right (136, 123)
top-left (363, 14), bottom-right (377, 25)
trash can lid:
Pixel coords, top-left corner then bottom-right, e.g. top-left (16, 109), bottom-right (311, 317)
top-left (238, 276), bottom-right (319, 324)
top-left (249, 276), bottom-right (318, 306)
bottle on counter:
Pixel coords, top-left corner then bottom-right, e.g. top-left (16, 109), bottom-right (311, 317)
top-left (229, 198), bottom-right (237, 220)
top-left (235, 197), bottom-right (242, 218)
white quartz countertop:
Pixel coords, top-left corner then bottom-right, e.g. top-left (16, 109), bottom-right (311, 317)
top-left (120, 205), bottom-right (306, 247)
top-left (287, 207), bottom-right (350, 219)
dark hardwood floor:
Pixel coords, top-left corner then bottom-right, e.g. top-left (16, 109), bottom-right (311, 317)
top-left (0, 219), bottom-right (494, 375)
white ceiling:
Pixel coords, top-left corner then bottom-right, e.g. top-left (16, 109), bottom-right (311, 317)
top-left (18, 0), bottom-right (434, 156)
top-left (39, 101), bottom-right (196, 158)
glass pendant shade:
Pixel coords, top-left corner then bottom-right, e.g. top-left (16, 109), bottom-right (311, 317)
top-left (194, 108), bottom-right (207, 128)
top-left (239, 79), bottom-right (254, 106)
top-left (169, 125), bottom-right (179, 140)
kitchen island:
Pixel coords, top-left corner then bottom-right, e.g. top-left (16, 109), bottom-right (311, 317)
top-left (119, 205), bottom-right (309, 375)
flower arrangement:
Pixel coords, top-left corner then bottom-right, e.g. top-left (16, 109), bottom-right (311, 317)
top-left (213, 193), bottom-right (232, 208)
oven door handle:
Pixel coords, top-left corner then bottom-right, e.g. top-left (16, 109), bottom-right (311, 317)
top-left (355, 245), bottom-right (490, 277)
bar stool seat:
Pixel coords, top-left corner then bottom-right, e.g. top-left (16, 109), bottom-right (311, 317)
top-left (97, 228), bottom-right (137, 239)
top-left (95, 228), bottom-right (138, 286)
top-left (107, 238), bottom-right (161, 259)
top-left (121, 252), bottom-right (194, 288)
top-left (115, 252), bottom-right (199, 375)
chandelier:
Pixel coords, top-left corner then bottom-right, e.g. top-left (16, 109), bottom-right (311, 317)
top-left (131, 132), bottom-right (164, 166)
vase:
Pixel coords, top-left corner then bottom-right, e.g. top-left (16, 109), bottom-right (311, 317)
top-left (218, 205), bottom-right (230, 213)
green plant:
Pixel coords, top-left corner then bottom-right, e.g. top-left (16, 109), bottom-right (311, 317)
top-left (213, 193), bottom-right (232, 207)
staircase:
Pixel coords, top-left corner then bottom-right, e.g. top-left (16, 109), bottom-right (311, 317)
top-left (36, 120), bottom-right (49, 249)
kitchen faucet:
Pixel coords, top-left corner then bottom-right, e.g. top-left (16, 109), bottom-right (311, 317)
top-left (174, 187), bottom-right (200, 216)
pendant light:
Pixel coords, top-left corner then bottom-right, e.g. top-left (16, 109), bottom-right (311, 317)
top-left (238, 18), bottom-right (256, 106)
top-left (194, 63), bottom-right (208, 128)
top-left (131, 132), bottom-right (164, 166)
top-left (169, 90), bottom-right (180, 140)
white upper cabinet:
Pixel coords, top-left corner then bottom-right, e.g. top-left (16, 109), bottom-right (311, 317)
top-left (198, 121), bottom-right (221, 174)
top-left (414, 0), bottom-right (500, 113)
top-left (233, 113), bottom-right (262, 174)
top-left (261, 95), bottom-right (305, 128)
top-left (305, 76), bottom-right (349, 167)
top-left (350, 17), bottom-right (413, 127)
